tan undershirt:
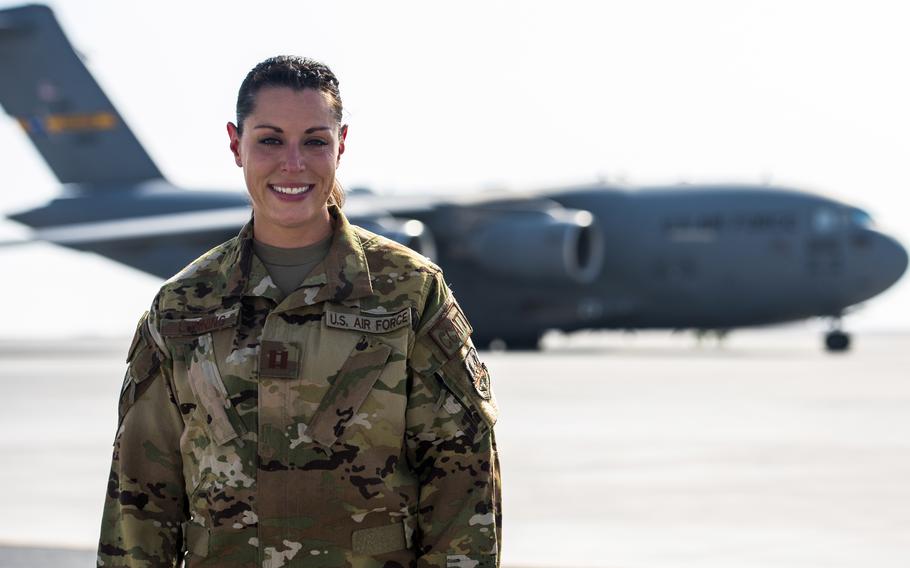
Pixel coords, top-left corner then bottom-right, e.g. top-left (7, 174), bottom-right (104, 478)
top-left (253, 235), bottom-right (333, 299)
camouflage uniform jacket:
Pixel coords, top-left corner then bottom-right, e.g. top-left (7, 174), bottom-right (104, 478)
top-left (98, 206), bottom-right (501, 568)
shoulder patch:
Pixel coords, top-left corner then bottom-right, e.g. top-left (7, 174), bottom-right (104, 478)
top-left (464, 346), bottom-right (492, 400)
top-left (118, 312), bottom-right (167, 430)
top-left (434, 342), bottom-right (499, 435)
top-left (428, 300), bottom-right (473, 357)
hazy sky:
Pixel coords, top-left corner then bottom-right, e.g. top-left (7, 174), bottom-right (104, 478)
top-left (0, 0), bottom-right (907, 337)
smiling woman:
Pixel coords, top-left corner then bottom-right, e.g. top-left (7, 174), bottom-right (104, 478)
top-left (230, 88), bottom-right (341, 239)
top-left (228, 80), bottom-right (347, 247)
top-left (97, 56), bottom-right (501, 568)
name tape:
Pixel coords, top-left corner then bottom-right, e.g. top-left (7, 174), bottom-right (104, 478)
top-left (326, 308), bottom-right (411, 334)
top-left (160, 308), bottom-right (240, 337)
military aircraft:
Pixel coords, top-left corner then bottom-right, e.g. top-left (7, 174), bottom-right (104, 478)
top-left (1, 4), bottom-right (906, 352)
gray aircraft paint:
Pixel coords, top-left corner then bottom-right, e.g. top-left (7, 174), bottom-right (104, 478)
top-left (0, 4), bottom-right (161, 184)
top-left (0, 4), bottom-right (906, 350)
top-left (417, 186), bottom-right (907, 344)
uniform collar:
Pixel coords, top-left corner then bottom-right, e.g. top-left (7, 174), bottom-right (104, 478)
top-left (225, 205), bottom-right (373, 307)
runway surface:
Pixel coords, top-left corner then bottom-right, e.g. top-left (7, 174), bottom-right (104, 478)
top-left (1, 330), bottom-right (908, 567)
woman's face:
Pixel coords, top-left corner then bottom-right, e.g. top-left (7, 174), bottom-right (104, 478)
top-left (227, 87), bottom-right (346, 246)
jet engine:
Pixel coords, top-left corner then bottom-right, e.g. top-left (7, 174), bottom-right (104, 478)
top-left (351, 216), bottom-right (437, 260)
top-left (467, 207), bottom-right (604, 283)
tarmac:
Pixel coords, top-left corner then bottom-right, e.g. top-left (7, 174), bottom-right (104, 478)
top-left (1, 329), bottom-right (908, 567)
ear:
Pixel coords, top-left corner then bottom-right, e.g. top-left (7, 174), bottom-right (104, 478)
top-left (227, 122), bottom-right (243, 167)
top-left (337, 124), bottom-right (348, 163)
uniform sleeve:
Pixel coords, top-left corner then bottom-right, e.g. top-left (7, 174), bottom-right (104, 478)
top-left (406, 273), bottom-right (502, 568)
top-left (97, 303), bottom-right (187, 567)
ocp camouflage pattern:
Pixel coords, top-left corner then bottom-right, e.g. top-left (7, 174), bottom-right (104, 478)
top-left (98, 206), bottom-right (501, 567)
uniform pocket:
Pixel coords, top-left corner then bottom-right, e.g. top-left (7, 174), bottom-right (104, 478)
top-left (305, 335), bottom-right (393, 447)
top-left (186, 333), bottom-right (248, 446)
top-left (182, 521), bottom-right (210, 558)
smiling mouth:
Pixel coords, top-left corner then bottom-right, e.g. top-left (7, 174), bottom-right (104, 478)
top-left (270, 184), bottom-right (314, 195)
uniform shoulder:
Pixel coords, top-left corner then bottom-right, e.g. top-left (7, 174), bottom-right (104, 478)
top-left (354, 224), bottom-right (442, 277)
top-left (156, 237), bottom-right (239, 313)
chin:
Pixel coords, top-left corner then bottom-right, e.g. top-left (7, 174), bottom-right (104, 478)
top-left (272, 209), bottom-right (328, 229)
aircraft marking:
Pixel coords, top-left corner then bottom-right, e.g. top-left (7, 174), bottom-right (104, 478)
top-left (17, 111), bottom-right (117, 135)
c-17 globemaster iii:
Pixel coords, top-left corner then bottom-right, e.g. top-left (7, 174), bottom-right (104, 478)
top-left (0, 4), bottom-right (906, 352)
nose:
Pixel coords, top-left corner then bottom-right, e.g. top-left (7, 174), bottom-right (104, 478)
top-left (846, 230), bottom-right (908, 303)
top-left (282, 145), bottom-right (305, 172)
top-left (869, 232), bottom-right (908, 292)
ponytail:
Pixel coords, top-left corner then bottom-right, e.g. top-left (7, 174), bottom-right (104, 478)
top-left (329, 179), bottom-right (345, 208)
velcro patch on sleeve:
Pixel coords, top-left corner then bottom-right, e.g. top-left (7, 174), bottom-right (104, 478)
top-left (325, 307), bottom-right (411, 334)
top-left (118, 333), bottom-right (162, 425)
top-left (351, 523), bottom-right (407, 556)
top-left (428, 300), bottom-right (473, 357)
top-left (126, 311), bottom-right (149, 363)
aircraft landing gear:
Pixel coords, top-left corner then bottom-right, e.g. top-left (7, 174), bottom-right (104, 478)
top-left (694, 329), bottom-right (729, 348)
top-left (502, 334), bottom-right (542, 351)
top-left (481, 334), bottom-right (542, 351)
top-left (825, 330), bottom-right (851, 352)
top-left (824, 318), bottom-right (851, 353)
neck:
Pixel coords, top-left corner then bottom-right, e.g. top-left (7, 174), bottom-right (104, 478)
top-left (252, 209), bottom-right (333, 248)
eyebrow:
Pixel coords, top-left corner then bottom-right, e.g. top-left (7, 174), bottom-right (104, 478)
top-left (252, 124), bottom-right (332, 134)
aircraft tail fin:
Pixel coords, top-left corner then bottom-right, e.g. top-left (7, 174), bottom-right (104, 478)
top-left (0, 5), bottom-right (163, 185)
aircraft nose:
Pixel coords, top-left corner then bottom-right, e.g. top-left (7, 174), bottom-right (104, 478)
top-left (848, 230), bottom-right (908, 302)
top-left (877, 233), bottom-right (908, 287)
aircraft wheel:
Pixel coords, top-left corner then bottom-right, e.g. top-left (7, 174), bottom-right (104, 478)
top-left (825, 330), bottom-right (851, 352)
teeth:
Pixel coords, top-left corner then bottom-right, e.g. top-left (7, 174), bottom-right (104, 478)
top-left (272, 185), bottom-right (312, 195)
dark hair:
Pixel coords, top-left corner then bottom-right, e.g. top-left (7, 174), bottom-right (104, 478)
top-left (235, 56), bottom-right (346, 206)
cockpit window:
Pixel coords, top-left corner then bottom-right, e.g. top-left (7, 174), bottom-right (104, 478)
top-left (849, 208), bottom-right (874, 228)
top-left (811, 208), bottom-right (840, 233)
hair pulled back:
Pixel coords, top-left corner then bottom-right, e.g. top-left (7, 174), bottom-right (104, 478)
top-left (236, 56), bottom-right (345, 207)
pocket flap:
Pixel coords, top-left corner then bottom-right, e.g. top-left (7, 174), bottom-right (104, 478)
top-left (306, 336), bottom-right (393, 447)
top-left (186, 334), bottom-right (245, 445)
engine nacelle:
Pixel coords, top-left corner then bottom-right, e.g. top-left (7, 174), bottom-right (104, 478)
top-left (468, 207), bottom-right (604, 283)
top-left (353, 216), bottom-right (437, 260)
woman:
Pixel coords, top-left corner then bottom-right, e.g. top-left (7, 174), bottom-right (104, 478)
top-left (98, 56), bottom-right (501, 568)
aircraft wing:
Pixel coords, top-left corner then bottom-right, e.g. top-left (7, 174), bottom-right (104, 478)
top-left (22, 207), bottom-right (252, 245)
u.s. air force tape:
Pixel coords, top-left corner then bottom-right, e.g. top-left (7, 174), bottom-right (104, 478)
top-left (326, 308), bottom-right (411, 334)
